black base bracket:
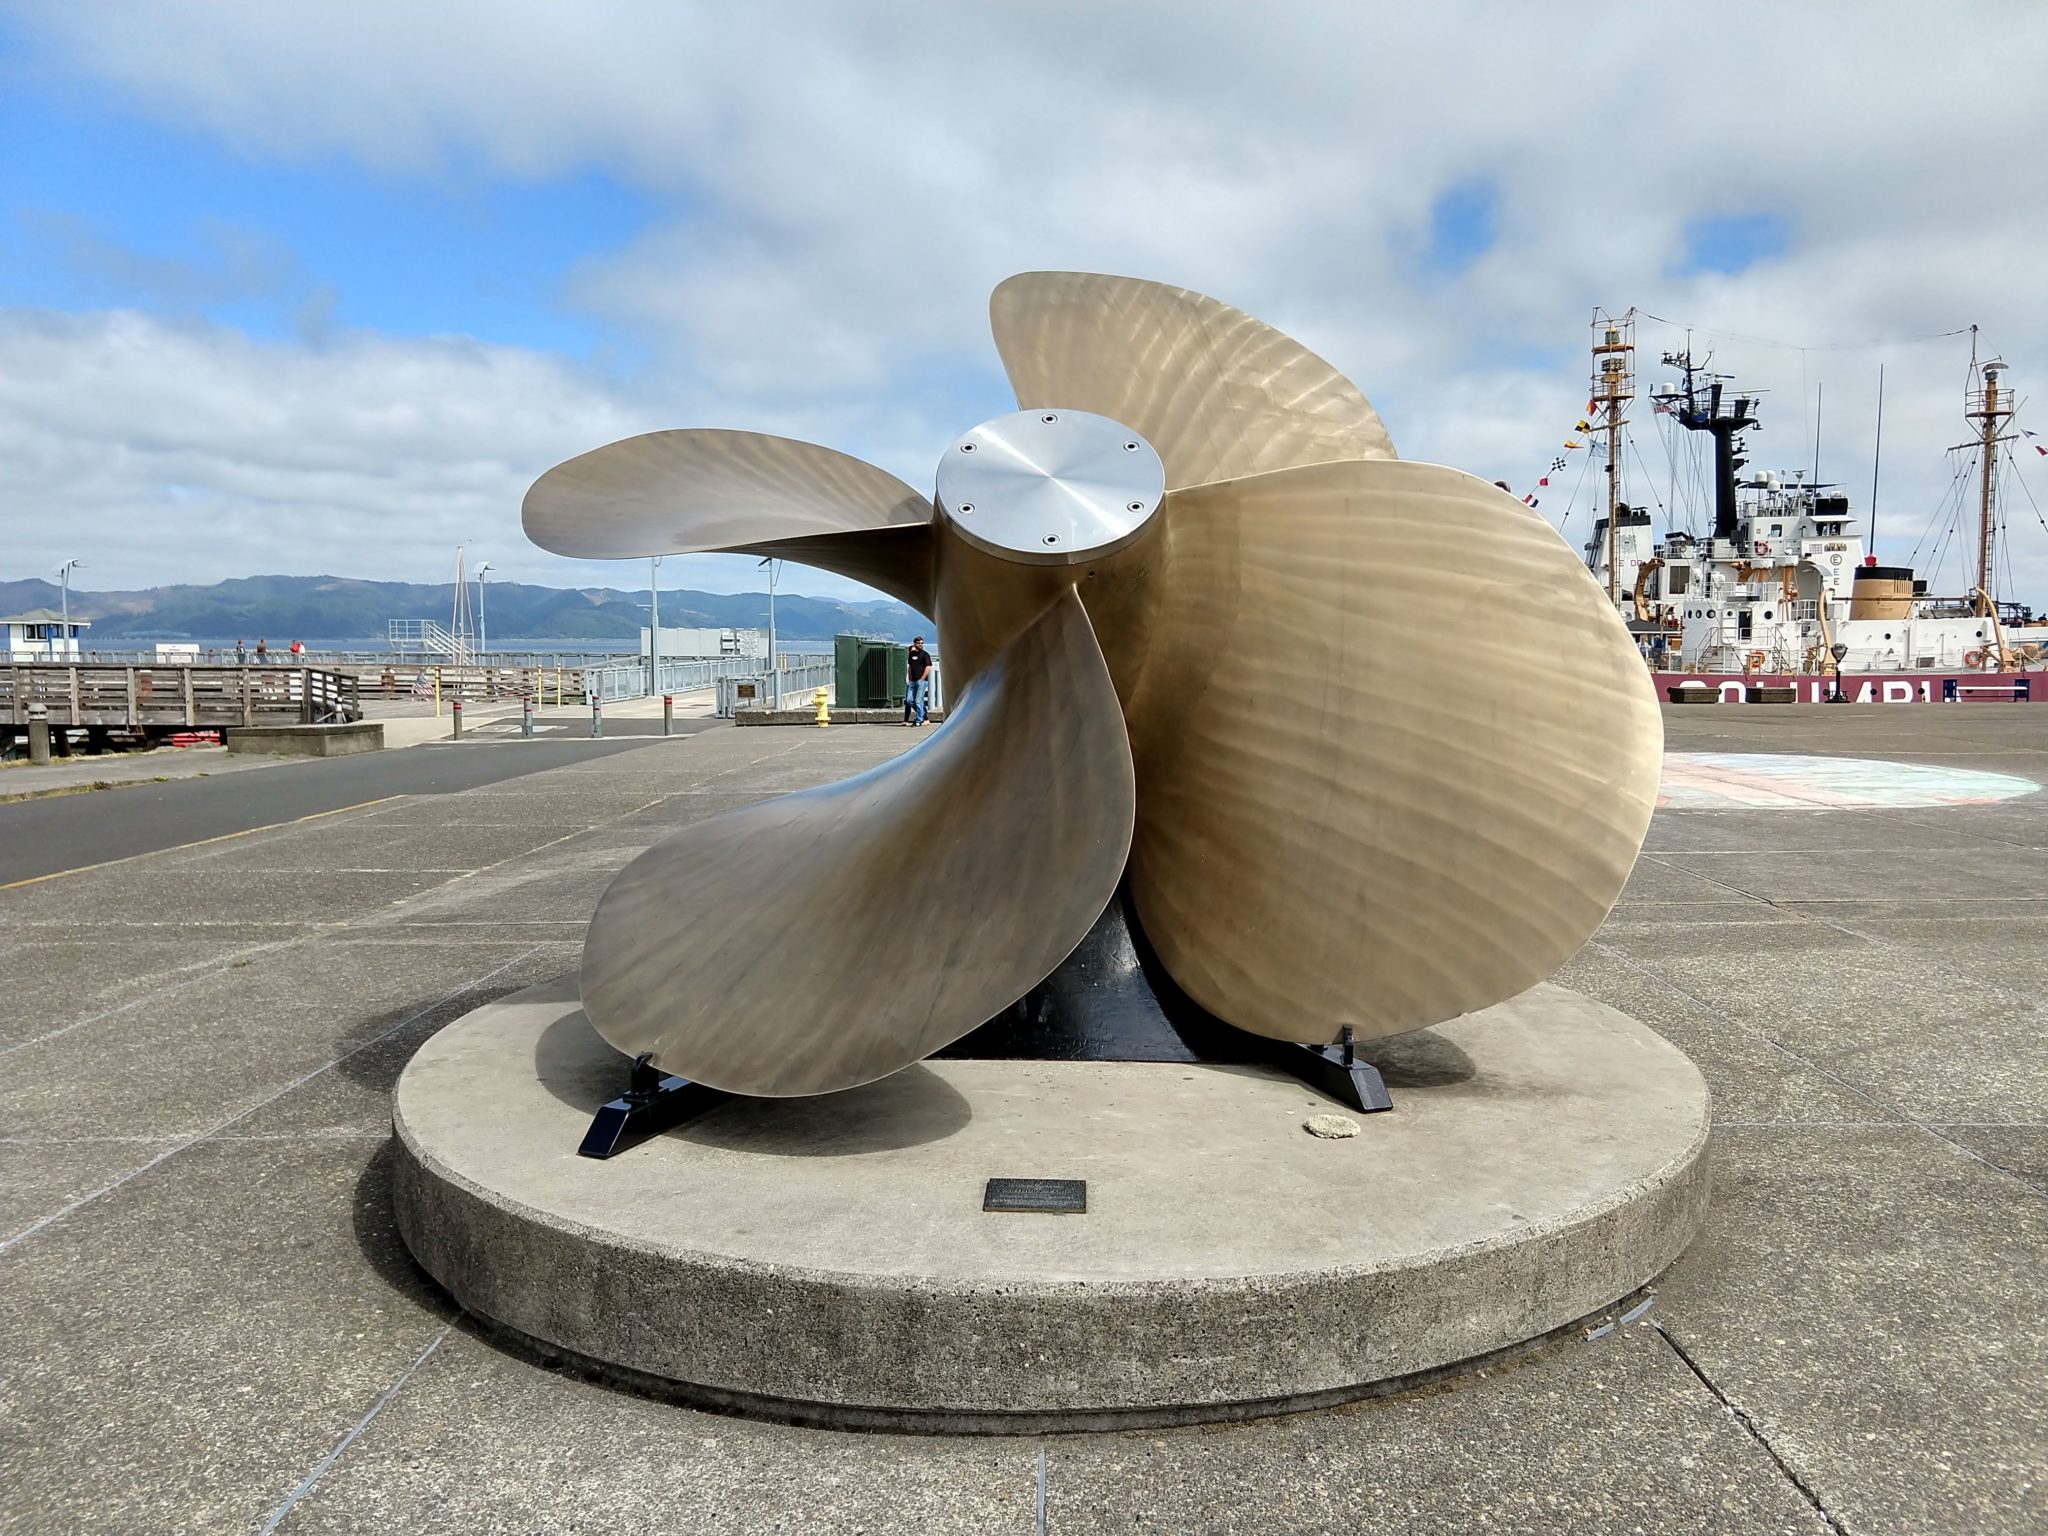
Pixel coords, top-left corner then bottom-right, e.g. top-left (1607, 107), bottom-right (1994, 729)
top-left (1267, 1027), bottom-right (1395, 1114)
top-left (577, 1052), bottom-right (725, 1159)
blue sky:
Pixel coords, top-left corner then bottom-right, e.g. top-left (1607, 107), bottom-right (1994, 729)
top-left (1426, 181), bottom-right (1499, 277)
top-left (1679, 214), bottom-right (1792, 278)
top-left (2, 73), bottom-right (650, 355)
top-left (2, 2), bottom-right (2044, 605)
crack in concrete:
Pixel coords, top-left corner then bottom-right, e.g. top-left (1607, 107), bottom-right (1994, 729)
top-left (1651, 1320), bottom-right (1850, 1535)
top-left (256, 1324), bottom-right (453, 1535)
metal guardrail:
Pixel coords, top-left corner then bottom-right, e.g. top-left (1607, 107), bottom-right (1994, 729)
top-left (716, 664), bottom-right (838, 717)
top-left (654, 657), bottom-right (756, 695)
top-left (578, 655), bottom-right (820, 704)
top-left (63, 649), bottom-right (631, 671)
top-left (582, 661), bottom-right (660, 702)
top-left (388, 618), bottom-right (461, 656)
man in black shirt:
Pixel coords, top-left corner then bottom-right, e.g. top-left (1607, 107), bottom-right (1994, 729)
top-left (904, 637), bottom-right (934, 725)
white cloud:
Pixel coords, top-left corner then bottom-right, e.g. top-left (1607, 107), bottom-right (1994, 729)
top-left (0, 307), bottom-right (848, 595)
top-left (6, 0), bottom-right (2048, 601)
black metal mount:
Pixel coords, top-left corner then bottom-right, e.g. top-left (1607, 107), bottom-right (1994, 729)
top-left (1267, 1027), bottom-right (1394, 1114)
top-left (577, 889), bottom-right (1395, 1157)
top-left (941, 889), bottom-right (1397, 1117)
top-left (577, 1052), bottom-right (724, 1159)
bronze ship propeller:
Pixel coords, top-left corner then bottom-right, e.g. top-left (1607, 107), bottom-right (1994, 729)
top-left (523, 272), bottom-right (1663, 1097)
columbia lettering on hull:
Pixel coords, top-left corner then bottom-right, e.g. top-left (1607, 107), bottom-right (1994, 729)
top-left (1652, 671), bottom-right (2034, 704)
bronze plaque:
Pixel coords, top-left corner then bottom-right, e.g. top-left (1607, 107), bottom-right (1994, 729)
top-left (983, 1177), bottom-right (1086, 1214)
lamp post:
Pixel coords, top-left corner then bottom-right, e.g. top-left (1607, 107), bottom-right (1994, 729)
top-left (475, 561), bottom-right (492, 657)
top-left (648, 555), bottom-right (663, 695)
top-left (56, 557), bottom-right (82, 659)
top-left (759, 557), bottom-right (779, 709)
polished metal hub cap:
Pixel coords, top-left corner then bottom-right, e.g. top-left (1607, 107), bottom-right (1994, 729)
top-left (936, 408), bottom-right (1165, 565)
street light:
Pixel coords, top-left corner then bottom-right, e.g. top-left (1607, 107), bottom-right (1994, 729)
top-left (759, 557), bottom-right (780, 709)
top-left (475, 561), bottom-right (493, 656)
top-left (649, 555), bottom-right (663, 695)
top-left (56, 557), bottom-right (82, 659)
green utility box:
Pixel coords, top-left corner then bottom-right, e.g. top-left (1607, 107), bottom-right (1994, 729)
top-left (834, 635), bottom-right (908, 710)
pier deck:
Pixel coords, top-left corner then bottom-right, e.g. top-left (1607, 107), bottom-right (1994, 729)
top-left (3, 662), bottom-right (360, 738)
top-left (1, 709), bottom-right (2043, 1534)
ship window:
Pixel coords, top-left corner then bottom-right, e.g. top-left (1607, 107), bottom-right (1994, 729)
top-left (1763, 610), bottom-right (1774, 619)
top-left (1770, 525), bottom-right (1783, 536)
top-left (1976, 629), bottom-right (1985, 638)
top-left (1883, 632), bottom-right (1893, 640)
top-left (1668, 568), bottom-right (1689, 593)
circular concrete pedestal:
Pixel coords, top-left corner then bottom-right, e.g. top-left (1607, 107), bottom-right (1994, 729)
top-left (393, 976), bottom-right (1709, 1432)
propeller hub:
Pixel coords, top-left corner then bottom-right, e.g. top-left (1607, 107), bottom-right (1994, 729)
top-left (936, 409), bottom-right (1165, 565)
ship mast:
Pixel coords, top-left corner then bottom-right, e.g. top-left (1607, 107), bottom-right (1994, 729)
top-left (1590, 309), bottom-right (1636, 602)
top-left (1659, 349), bottom-right (1759, 545)
top-left (1963, 349), bottom-right (2013, 617)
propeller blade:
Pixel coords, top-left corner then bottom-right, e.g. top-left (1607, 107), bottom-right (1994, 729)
top-left (1116, 458), bottom-right (1661, 1043)
top-left (989, 271), bottom-right (1396, 490)
top-left (523, 429), bottom-right (935, 609)
top-left (578, 587), bottom-right (1135, 1096)
top-left (741, 526), bottom-right (935, 614)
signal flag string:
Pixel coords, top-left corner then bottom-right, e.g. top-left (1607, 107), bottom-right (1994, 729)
top-left (1509, 416), bottom-right (1596, 510)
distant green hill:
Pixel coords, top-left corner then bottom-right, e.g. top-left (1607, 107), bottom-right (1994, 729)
top-left (0, 574), bottom-right (929, 644)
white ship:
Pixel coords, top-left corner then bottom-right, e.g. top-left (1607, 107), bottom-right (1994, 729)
top-left (1573, 312), bottom-right (2043, 702)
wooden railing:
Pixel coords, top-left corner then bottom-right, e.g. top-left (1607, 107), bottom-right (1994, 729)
top-left (2, 664), bottom-right (360, 729)
top-left (348, 663), bottom-right (591, 703)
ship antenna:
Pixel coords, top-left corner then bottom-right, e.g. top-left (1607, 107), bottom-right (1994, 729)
top-left (1811, 382), bottom-right (1823, 489)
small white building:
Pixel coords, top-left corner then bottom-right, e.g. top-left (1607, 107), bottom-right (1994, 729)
top-left (3, 609), bottom-right (91, 659)
top-left (640, 626), bottom-right (768, 660)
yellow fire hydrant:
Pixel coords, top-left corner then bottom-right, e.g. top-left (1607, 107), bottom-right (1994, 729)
top-left (814, 686), bottom-right (831, 728)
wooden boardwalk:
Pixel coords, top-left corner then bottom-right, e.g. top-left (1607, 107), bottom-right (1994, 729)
top-left (3, 663), bottom-right (359, 736)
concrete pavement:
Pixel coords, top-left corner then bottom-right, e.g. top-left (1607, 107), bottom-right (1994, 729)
top-left (0, 737), bottom-right (681, 885)
top-left (0, 743), bottom-right (277, 802)
top-left (0, 690), bottom-right (722, 800)
top-left (1, 707), bottom-right (2043, 1533)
